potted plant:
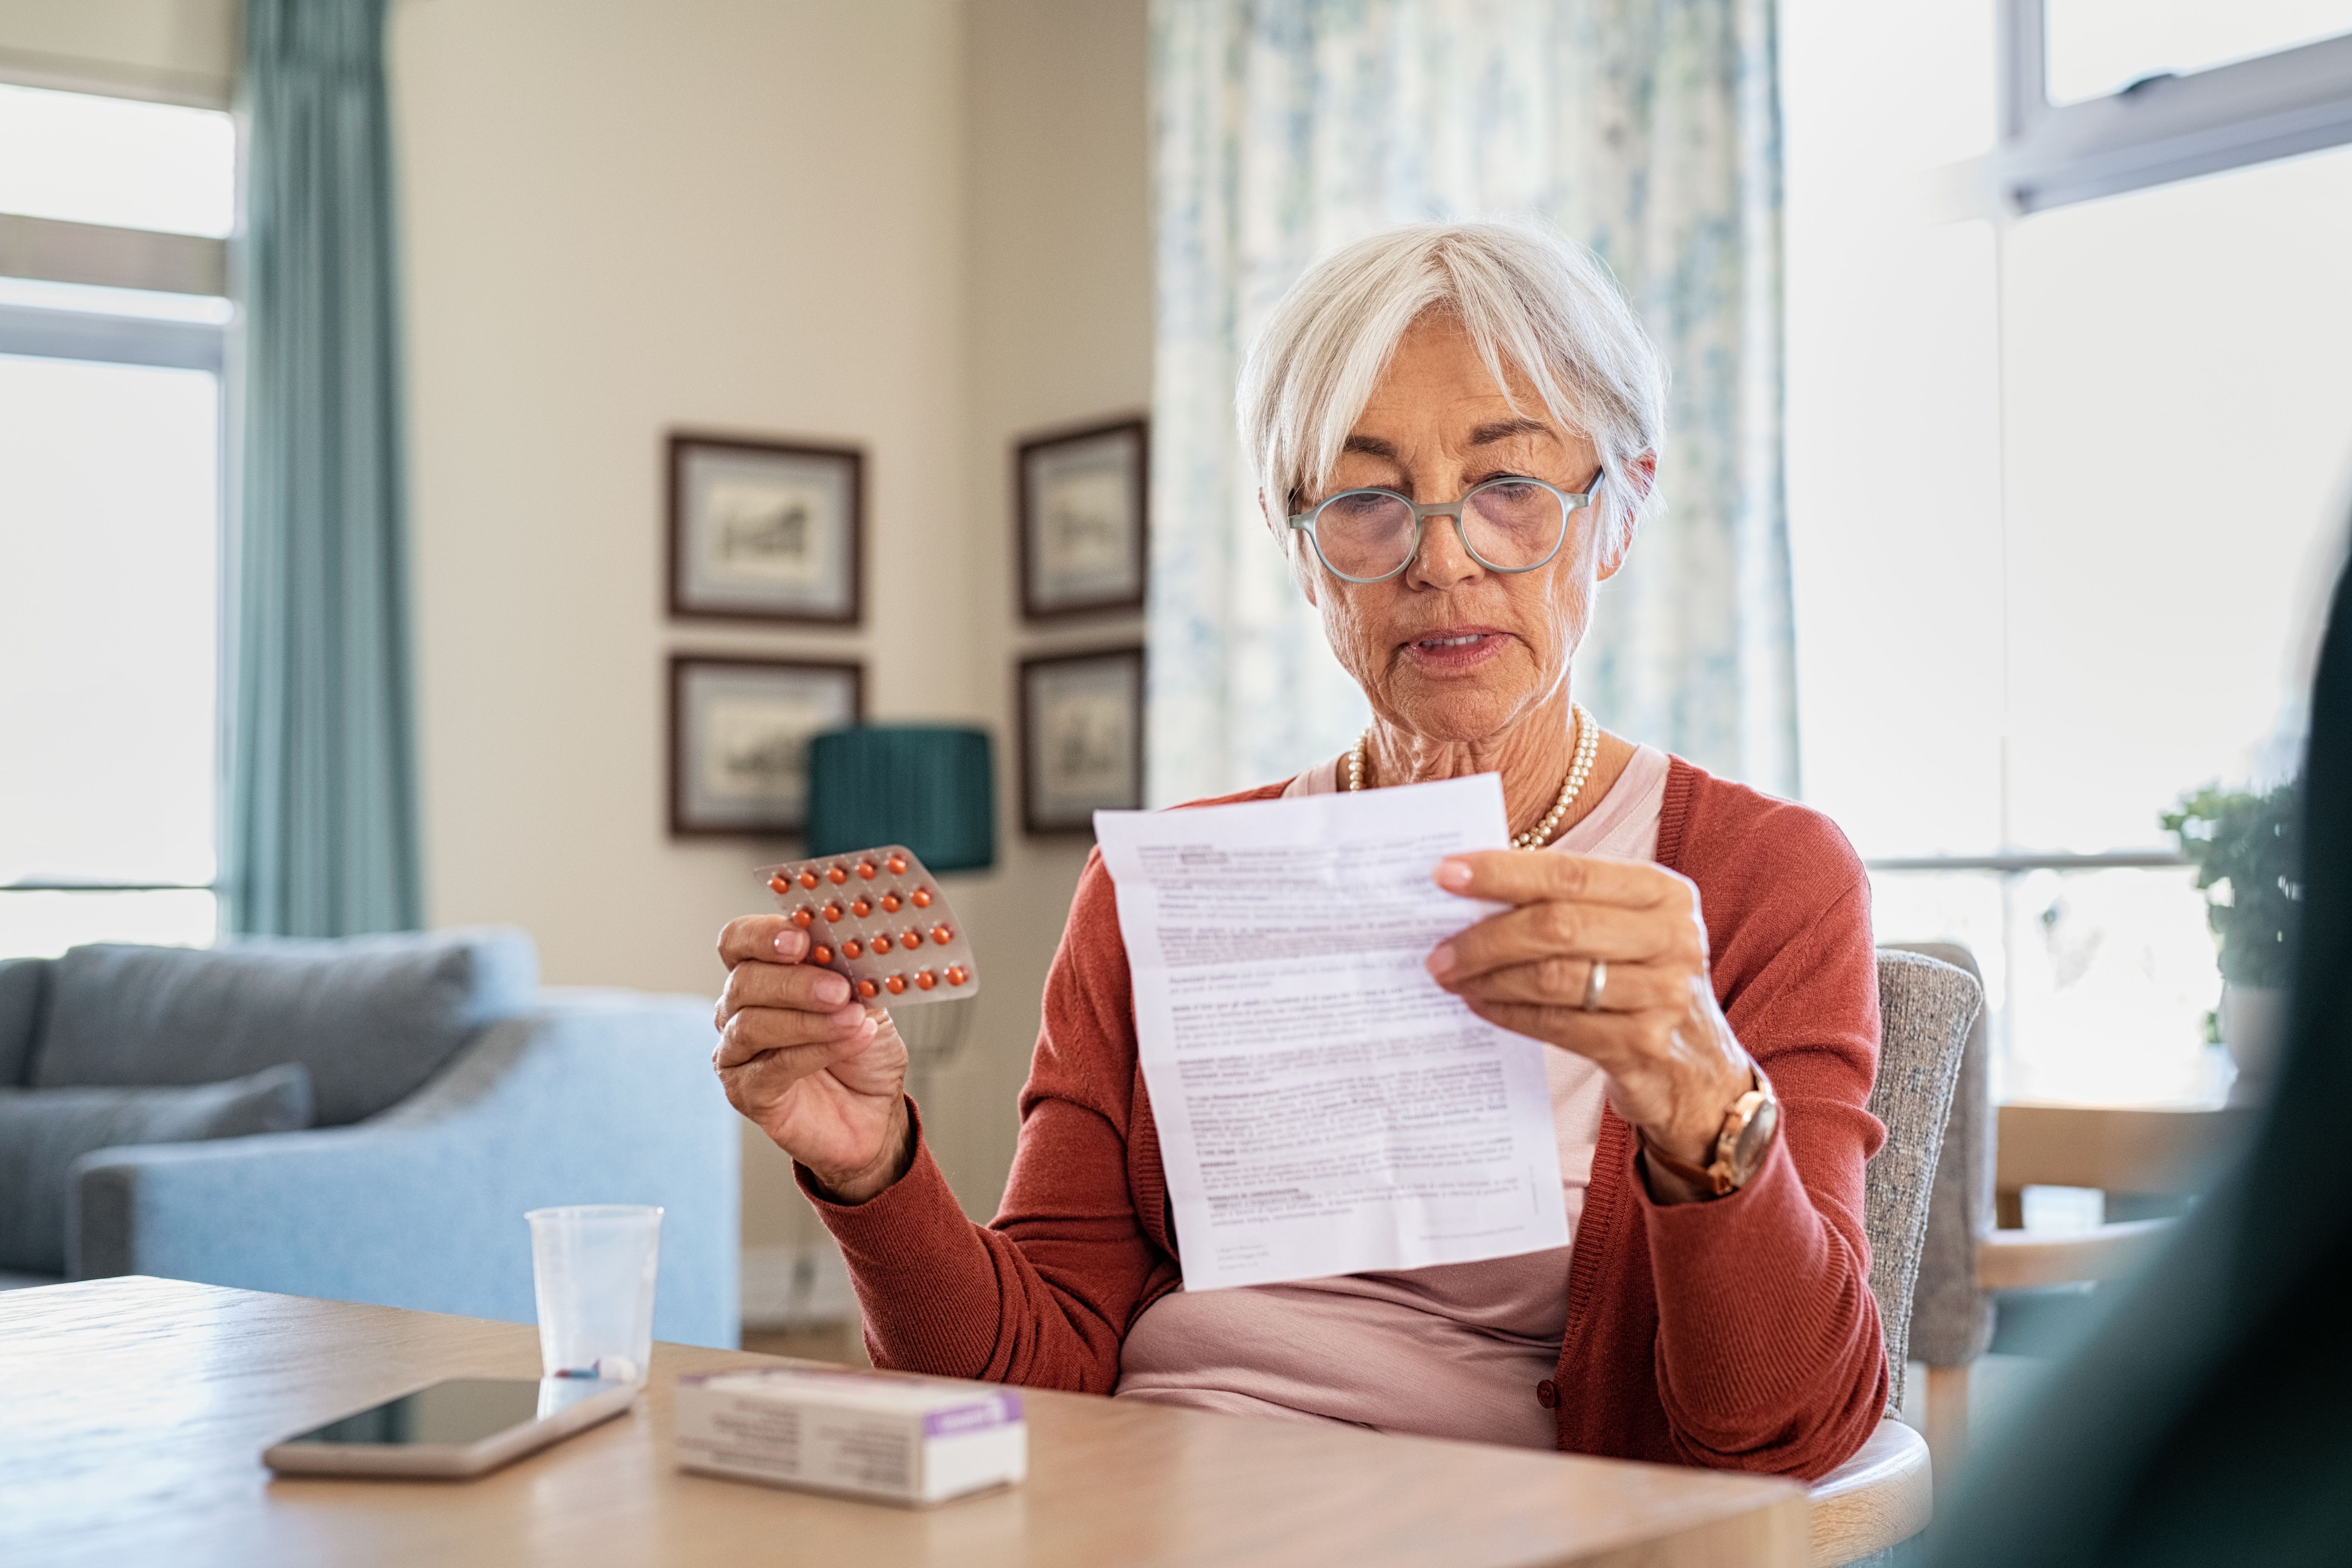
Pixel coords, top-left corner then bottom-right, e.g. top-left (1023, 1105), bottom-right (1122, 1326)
top-left (2162, 781), bottom-right (2303, 1099)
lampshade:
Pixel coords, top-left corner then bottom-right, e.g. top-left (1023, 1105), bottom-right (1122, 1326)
top-left (805, 726), bottom-right (995, 872)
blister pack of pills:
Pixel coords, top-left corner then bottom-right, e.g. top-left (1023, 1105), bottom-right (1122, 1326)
top-left (757, 846), bottom-right (978, 1007)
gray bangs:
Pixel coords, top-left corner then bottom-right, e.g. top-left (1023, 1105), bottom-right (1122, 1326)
top-left (1236, 220), bottom-right (1667, 553)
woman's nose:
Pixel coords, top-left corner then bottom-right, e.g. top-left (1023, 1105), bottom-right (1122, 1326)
top-left (1404, 507), bottom-right (1481, 590)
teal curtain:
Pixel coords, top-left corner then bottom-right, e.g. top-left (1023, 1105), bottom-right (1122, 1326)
top-left (1149, 0), bottom-right (1795, 801)
top-left (228, 0), bottom-right (422, 935)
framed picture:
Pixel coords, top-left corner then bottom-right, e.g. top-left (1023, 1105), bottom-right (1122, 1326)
top-left (669, 655), bottom-right (864, 837)
top-left (1016, 416), bottom-right (1147, 621)
top-left (667, 432), bottom-right (863, 625)
top-left (1018, 646), bottom-right (1144, 833)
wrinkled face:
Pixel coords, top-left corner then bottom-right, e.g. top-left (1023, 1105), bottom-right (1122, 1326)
top-left (1287, 313), bottom-right (1628, 745)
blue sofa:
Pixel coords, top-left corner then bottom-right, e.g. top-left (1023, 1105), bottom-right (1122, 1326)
top-left (0, 929), bottom-right (738, 1349)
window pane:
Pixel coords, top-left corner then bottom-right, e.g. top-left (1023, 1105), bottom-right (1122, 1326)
top-left (2046, 0), bottom-right (2352, 105)
top-left (1785, 0), bottom-right (2004, 857)
top-left (2002, 145), bottom-right (2352, 851)
top-left (1871, 867), bottom-right (2229, 1108)
top-left (1783, 0), bottom-right (1995, 171)
top-left (1787, 218), bottom-right (2004, 857)
top-left (0, 354), bottom-right (219, 890)
top-left (0, 890), bottom-right (217, 960)
top-left (0, 84), bottom-right (235, 237)
top-left (2001, 868), bottom-right (2227, 1105)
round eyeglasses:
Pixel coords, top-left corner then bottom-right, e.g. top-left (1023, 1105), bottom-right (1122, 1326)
top-left (1285, 473), bottom-right (1603, 584)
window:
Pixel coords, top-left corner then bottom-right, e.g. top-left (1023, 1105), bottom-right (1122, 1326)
top-left (2044, 0), bottom-right (2352, 106)
top-left (0, 82), bottom-right (234, 958)
top-left (1785, 0), bottom-right (2352, 1103)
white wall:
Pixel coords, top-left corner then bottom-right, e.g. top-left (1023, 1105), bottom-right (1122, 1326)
top-left (389, 0), bottom-right (1149, 1266)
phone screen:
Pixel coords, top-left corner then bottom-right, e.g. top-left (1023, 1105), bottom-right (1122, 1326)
top-left (283, 1377), bottom-right (618, 1447)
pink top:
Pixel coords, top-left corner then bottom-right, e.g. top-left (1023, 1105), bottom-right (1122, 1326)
top-left (1112, 744), bottom-right (1676, 1448)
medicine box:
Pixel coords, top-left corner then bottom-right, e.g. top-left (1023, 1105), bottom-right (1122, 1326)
top-left (673, 1366), bottom-right (1026, 1506)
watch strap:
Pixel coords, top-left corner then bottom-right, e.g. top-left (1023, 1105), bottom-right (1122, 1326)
top-left (1637, 1064), bottom-right (1776, 1198)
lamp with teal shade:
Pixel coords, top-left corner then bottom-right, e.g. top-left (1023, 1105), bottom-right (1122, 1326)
top-left (805, 725), bottom-right (994, 1097)
top-left (805, 725), bottom-right (995, 871)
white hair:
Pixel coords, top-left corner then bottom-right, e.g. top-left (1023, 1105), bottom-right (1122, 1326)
top-left (1238, 220), bottom-right (1667, 555)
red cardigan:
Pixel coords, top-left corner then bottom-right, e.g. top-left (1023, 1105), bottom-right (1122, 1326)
top-left (802, 756), bottom-right (1888, 1481)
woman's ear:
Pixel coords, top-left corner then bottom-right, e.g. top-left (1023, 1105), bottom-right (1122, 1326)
top-left (1262, 490), bottom-right (1321, 607)
top-left (1595, 453), bottom-right (1656, 582)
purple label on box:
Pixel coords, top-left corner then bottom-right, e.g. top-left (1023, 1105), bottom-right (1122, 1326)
top-left (922, 1391), bottom-right (1023, 1438)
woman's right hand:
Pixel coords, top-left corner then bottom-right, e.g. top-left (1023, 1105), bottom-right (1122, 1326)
top-left (714, 916), bottom-right (913, 1203)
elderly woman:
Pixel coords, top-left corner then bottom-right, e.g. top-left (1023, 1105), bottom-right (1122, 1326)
top-left (713, 223), bottom-right (1884, 1480)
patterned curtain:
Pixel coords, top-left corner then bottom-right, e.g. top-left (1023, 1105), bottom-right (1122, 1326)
top-left (1148, 0), bottom-right (1794, 803)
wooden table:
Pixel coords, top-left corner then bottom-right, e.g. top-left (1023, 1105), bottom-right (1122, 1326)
top-left (0, 1277), bottom-right (1805, 1567)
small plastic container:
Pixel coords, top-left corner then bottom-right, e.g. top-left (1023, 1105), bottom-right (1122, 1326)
top-left (527, 1204), bottom-right (662, 1386)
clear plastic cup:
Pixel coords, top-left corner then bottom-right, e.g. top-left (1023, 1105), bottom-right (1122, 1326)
top-left (526, 1204), bottom-right (662, 1385)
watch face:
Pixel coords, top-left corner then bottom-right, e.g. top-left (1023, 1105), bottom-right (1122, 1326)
top-left (1731, 1095), bottom-right (1780, 1185)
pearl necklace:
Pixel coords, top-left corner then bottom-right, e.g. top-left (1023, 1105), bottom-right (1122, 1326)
top-left (1346, 703), bottom-right (1599, 850)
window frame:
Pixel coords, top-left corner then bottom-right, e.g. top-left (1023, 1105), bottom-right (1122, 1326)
top-left (1935, 0), bottom-right (2352, 215)
top-left (0, 69), bottom-right (234, 918)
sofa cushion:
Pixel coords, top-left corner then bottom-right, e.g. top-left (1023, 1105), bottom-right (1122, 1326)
top-left (28, 928), bottom-right (537, 1126)
top-left (0, 1062), bottom-right (314, 1274)
top-left (0, 959), bottom-right (49, 1086)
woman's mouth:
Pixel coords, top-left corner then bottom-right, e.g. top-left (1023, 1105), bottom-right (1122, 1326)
top-left (1400, 628), bottom-right (1508, 669)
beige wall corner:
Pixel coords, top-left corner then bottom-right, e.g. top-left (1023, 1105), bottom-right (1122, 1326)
top-left (392, 0), bottom-right (1149, 1296)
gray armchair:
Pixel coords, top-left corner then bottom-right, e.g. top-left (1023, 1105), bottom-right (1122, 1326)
top-left (1807, 946), bottom-right (1985, 1567)
top-left (0, 931), bottom-right (738, 1349)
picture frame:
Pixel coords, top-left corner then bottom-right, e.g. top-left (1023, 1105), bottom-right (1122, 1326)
top-left (669, 655), bottom-right (865, 838)
top-left (1016, 416), bottom-right (1148, 621)
top-left (1018, 645), bottom-right (1144, 834)
top-left (667, 432), bottom-right (864, 626)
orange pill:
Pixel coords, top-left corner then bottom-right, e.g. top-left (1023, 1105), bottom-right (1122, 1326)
top-left (842, 939), bottom-right (862, 959)
top-left (901, 930), bottom-right (923, 951)
top-left (827, 865), bottom-right (848, 885)
top-left (915, 969), bottom-right (936, 990)
top-left (879, 892), bottom-right (901, 913)
top-left (885, 854), bottom-right (908, 874)
top-left (857, 861), bottom-right (878, 880)
top-left (946, 965), bottom-right (969, 986)
top-left (857, 978), bottom-right (879, 999)
top-left (812, 945), bottom-right (832, 965)
top-left (798, 870), bottom-right (820, 890)
top-left (930, 924), bottom-right (952, 945)
top-left (885, 974), bottom-right (906, 995)
top-left (911, 888), bottom-right (933, 908)
top-left (822, 902), bottom-right (843, 922)
top-left (768, 874), bottom-right (792, 895)
top-left (850, 897), bottom-right (872, 917)
top-left (791, 907), bottom-right (814, 928)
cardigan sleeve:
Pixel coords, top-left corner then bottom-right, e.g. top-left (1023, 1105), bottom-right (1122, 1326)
top-left (1638, 806), bottom-right (1889, 1479)
top-left (799, 849), bottom-right (1171, 1392)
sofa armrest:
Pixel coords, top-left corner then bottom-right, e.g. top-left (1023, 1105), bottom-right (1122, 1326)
top-left (71, 990), bottom-right (738, 1348)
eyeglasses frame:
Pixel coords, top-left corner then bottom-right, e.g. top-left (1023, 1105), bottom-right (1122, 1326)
top-left (1284, 472), bottom-right (1605, 584)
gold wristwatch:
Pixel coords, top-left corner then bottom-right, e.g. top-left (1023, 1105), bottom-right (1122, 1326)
top-left (1638, 1063), bottom-right (1779, 1198)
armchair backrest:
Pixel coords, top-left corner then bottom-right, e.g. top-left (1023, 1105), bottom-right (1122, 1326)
top-left (26, 928), bottom-right (538, 1125)
top-left (1865, 947), bottom-right (1985, 1413)
top-left (1890, 941), bottom-right (1997, 1376)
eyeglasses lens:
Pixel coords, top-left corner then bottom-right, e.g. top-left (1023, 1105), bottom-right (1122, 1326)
top-left (1464, 482), bottom-right (1568, 569)
top-left (1312, 484), bottom-right (1572, 579)
top-left (1311, 491), bottom-right (1418, 579)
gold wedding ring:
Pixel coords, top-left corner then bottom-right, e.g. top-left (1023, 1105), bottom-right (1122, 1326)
top-left (1581, 959), bottom-right (1608, 1013)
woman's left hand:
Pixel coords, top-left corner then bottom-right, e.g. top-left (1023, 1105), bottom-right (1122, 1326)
top-left (1425, 851), bottom-right (1755, 1191)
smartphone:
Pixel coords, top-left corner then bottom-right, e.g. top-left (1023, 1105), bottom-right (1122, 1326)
top-left (263, 1376), bottom-right (636, 1479)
